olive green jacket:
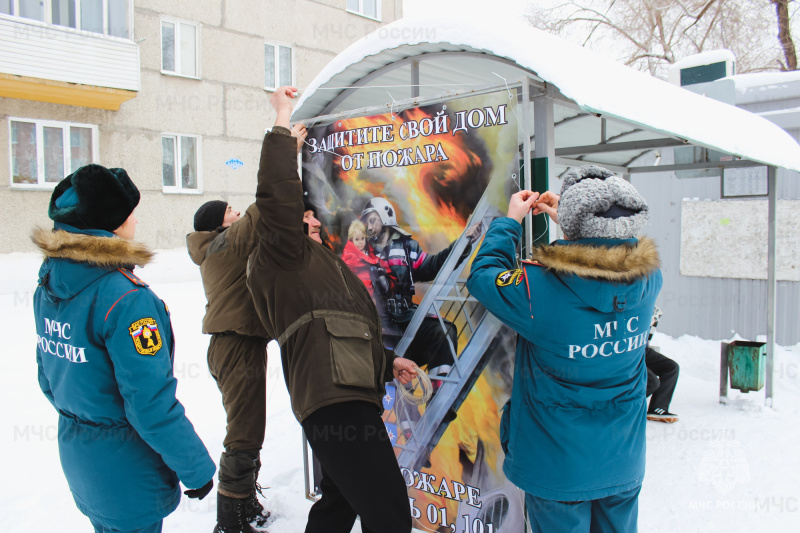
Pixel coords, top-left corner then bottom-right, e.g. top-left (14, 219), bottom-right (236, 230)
top-left (247, 129), bottom-right (395, 422)
top-left (187, 203), bottom-right (269, 339)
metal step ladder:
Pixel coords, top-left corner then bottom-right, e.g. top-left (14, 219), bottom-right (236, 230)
top-left (393, 192), bottom-right (507, 472)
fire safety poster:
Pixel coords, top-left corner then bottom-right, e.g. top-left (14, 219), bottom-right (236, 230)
top-left (301, 92), bottom-right (525, 532)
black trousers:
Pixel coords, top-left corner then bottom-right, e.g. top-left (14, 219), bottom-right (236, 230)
top-left (302, 401), bottom-right (412, 533)
top-left (645, 347), bottom-right (680, 412)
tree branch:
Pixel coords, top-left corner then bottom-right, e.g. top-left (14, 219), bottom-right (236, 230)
top-left (772, 0), bottom-right (798, 70)
top-left (684, 0), bottom-right (718, 32)
top-left (627, 52), bottom-right (676, 65)
top-left (563, 15), bottom-right (652, 52)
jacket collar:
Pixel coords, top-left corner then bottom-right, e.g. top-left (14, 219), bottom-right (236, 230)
top-left (530, 236), bottom-right (660, 282)
top-left (186, 229), bottom-right (223, 266)
top-left (32, 227), bottom-right (154, 269)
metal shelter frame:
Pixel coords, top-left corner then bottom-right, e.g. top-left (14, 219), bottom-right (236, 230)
top-left (292, 30), bottom-right (800, 512)
top-left (298, 58), bottom-right (783, 406)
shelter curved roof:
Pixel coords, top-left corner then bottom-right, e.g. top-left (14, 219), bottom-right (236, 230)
top-left (293, 16), bottom-right (800, 173)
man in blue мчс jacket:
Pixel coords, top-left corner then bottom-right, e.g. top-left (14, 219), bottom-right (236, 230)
top-left (467, 166), bottom-right (662, 533)
top-left (33, 164), bottom-right (216, 533)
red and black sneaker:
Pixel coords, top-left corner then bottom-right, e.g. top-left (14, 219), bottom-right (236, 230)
top-left (647, 408), bottom-right (679, 423)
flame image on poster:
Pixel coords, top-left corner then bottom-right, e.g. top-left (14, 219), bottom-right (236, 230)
top-left (302, 92), bottom-right (525, 532)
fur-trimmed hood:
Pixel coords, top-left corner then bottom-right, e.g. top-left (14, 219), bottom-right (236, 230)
top-left (33, 228), bottom-right (154, 301)
top-left (530, 236), bottom-right (660, 314)
top-left (32, 227), bottom-right (154, 268)
top-left (531, 236), bottom-right (659, 282)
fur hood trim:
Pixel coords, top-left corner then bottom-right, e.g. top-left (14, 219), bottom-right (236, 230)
top-left (530, 237), bottom-right (660, 282)
top-left (31, 227), bottom-right (154, 268)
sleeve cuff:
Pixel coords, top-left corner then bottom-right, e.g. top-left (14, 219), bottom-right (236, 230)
top-left (384, 348), bottom-right (397, 382)
top-left (492, 217), bottom-right (524, 234)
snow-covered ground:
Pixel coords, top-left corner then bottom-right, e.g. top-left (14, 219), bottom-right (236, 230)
top-left (2, 249), bottom-right (798, 532)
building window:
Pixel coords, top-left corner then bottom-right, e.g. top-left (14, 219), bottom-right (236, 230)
top-left (0, 0), bottom-right (131, 39)
top-left (346, 0), bottom-right (380, 20)
top-left (161, 134), bottom-right (201, 192)
top-left (265, 42), bottom-right (293, 90)
top-left (18, 0), bottom-right (43, 21)
top-left (9, 119), bottom-right (97, 187)
top-left (51, 0), bottom-right (76, 28)
top-left (161, 17), bottom-right (199, 78)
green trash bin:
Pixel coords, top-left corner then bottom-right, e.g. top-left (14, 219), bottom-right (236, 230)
top-left (726, 341), bottom-right (767, 393)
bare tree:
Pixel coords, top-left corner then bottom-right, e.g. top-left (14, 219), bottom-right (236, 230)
top-left (773, 0), bottom-right (798, 69)
top-left (528, 0), bottom-right (799, 78)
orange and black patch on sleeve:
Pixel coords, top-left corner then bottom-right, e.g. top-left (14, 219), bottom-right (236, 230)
top-left (129, 318), bottom-right (163, 355)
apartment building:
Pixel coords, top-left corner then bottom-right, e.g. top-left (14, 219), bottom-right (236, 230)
top-left (1, 0), bottom-right (402, 251)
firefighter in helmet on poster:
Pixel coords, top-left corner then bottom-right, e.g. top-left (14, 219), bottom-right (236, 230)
top-left (360, 196), bottom-right (482, 389)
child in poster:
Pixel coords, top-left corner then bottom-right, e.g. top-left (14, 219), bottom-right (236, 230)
top-left (340, 219), bottom-right (394, 300)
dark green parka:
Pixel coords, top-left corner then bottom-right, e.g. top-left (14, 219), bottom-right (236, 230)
top-left (247, 128), bottom-right (395, 422)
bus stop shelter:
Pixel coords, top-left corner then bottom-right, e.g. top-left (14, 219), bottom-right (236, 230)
top-left (292, 15), bottom-right (800, 407)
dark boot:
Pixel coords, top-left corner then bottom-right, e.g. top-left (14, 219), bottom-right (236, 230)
top-left (241, 484), bottom-right (271, 527)
top-left (213, 492), bottom-right (257, 533)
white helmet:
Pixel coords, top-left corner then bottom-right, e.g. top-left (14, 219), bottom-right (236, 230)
top-left (361, 197), bottom-right (399, 227)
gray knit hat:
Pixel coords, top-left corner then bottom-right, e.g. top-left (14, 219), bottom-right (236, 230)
top-left (557, 165), bottom-right (649, 240)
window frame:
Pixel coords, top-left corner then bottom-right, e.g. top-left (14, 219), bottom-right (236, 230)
top-left (160, 15), bottom-right (201, 80)
top-left (160, 132), bottom-right (203, 194)
top-left (8, 117), bottom-right (99, 190)
top-left (0, 0), bottom-right (133, 40)
top-left (345, 0), bottom-right (381, 22)
top-left (264, 41), bottom-right (295, 92)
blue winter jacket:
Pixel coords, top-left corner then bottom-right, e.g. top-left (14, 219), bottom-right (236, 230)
top-left (33, 227), bottom-right (216, 530)
top-left (466, 218), bottom-right (662, 501)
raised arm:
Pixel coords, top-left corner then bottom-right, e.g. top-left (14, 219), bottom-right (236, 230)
top-left (466, 191), bottom-right (540, 337)
top-left (254, 87), bottom-right (309, 269)
top-left (225, 203), bottom-right (260, 260)
top-left (413, 222), bottom-right (482, 282)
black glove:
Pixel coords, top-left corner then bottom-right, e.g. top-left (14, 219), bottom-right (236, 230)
top-left (184, 479), bottom-right (213, 500)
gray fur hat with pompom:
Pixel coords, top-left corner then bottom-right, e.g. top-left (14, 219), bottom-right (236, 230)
top-left (557, 165), bottom-right (649, 240)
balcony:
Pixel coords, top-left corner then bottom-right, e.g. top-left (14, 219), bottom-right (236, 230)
top-left (0, 14), bottom-right (139, 110)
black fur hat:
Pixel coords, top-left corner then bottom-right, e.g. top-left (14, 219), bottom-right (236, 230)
top-left (49, 164), bottom-right (140, 232)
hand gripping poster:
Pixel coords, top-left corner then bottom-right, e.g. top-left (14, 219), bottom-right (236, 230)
top-left (302, 92), bottom-right (526, 532)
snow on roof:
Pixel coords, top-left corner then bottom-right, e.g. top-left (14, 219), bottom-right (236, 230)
top-left (729, 70), bottom-right (800, 94)
top-left (667, 50), bottom-right (735, 85)
top-left (671, 50), bottom-right (737, 70)
top-left (293, 16), bottom-right (800, 173)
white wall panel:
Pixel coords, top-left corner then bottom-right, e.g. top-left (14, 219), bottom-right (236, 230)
top-left (680, 200), bottom-right (800, 281)
top-left (0, 16), bottom-right (139, 91)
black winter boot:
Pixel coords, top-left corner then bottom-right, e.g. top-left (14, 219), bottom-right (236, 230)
top-left (213, 492), bottom-right (258, 533)
top-left (241, 483), bottom-right (271, 527)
